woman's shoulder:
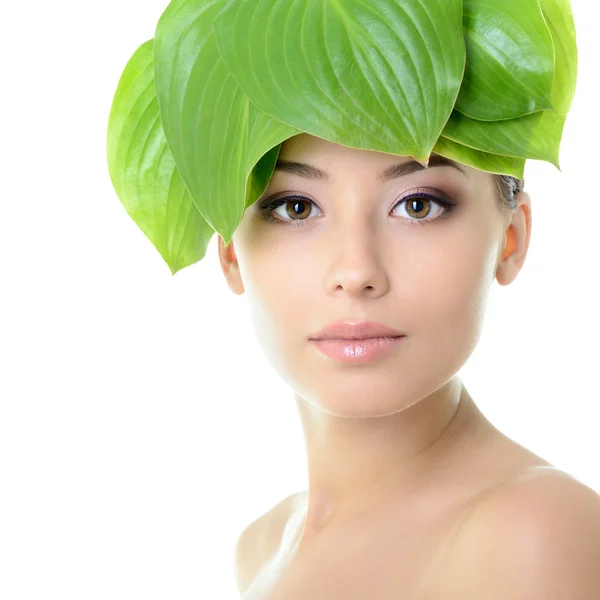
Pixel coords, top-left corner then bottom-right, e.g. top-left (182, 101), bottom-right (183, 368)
top-left (233, 490), bottom-right (306, 595)
top-left (467, 465), bottom-right (600, 529)
top-left (430, 466), bottom-right (600, 598)
top-left (459, 464), bottom-right (599, 526)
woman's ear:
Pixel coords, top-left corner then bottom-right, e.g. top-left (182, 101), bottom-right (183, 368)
top-left (496, 191), bottom-right (532, 287)
top-left (217, 235), bottom-right (245, 295)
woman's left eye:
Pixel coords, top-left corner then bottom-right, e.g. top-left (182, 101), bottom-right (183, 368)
top-left (259, 190), bottom-right (457, 228)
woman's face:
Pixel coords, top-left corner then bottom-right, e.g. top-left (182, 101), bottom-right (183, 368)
top-left (220, 133), bottom-right (521, 417)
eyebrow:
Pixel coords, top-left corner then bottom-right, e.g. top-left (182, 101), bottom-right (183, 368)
top-left (273, 153), bottom-right (468, 182)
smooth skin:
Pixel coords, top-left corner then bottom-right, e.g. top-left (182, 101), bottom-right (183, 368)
top-left (218, 133), bottom-right (600, 599)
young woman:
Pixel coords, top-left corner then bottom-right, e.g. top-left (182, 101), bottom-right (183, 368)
top-left (218, 132), bottom-right (600, 599)
top-left (105, 0), bottom-right (598, 595)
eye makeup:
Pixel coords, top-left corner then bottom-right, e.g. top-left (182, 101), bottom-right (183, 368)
top-left (257, 189), bottom-right (459, 229)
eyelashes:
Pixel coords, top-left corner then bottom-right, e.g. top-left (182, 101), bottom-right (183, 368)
top-left (258, 190), bottom-right (458, 228)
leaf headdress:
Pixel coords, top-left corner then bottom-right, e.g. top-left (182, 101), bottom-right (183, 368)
top-left (106, 0), bottom-right (578, 275)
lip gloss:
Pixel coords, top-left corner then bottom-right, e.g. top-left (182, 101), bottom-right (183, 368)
top-left (310, 336), bottom-right (405, 363)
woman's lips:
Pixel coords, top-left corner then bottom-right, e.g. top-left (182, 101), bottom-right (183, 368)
top-left (309, 320), bottom-right (405, 340)
top-left (309, 336), bottom-right (406, 363)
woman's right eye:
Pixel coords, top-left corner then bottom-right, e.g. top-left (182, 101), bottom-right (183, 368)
top-left (260, 196), bottom-right (321, 227)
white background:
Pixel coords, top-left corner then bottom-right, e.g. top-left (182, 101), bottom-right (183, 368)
top-left (1, 1), bottom-right (598, 598)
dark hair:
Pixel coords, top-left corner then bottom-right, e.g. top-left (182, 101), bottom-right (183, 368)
top-left (494, 174), bottom-right (524, 214)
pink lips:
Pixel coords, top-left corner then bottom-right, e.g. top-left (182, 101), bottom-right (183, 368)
top-left (309, 320), bottom-right (405, 341)
top-left (309, 321), bottom-right (406, 364)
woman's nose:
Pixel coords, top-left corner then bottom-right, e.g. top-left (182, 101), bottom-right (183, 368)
top-left (323, 221), bottom-right (390, 297)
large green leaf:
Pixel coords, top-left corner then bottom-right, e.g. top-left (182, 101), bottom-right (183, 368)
top-left (539, 0), bottom-right (578, 115)
top-left (106, 39), bottom-right (215, 275)
top-left (455, 0), bottom-right (555, 121)
top-left (440, 0), bottom-right (578, 169)
top-left (154, 0), bottom-right (300, 246)
top-left (441, 109), bottom-right (566, 167)
top-left (245, 144), bottom-right (282, 210)
top-left (107, 0), bottom-right (579, 274)
top-left (212, 0), bottom-right (466, 162)
top-left (433, 136), bottom-right (526, 178)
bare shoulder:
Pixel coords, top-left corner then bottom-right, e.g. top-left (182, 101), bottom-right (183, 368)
top-left (432, 467), bottom-right (600, 599)
top-left (464, 466), bottom-right (600, 529)
top-left (233, 490), bottom-right (305, 595)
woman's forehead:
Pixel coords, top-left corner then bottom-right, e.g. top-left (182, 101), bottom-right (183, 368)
top-left (276, 133), bottom-right (480, 182)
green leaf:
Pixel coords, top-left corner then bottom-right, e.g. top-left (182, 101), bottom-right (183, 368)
top-left (245, 144), bottom-right (282, 210)
top-left (212, 0), bottom-right (466, 162)
top-left (106, 39), bottom-right (215, 275)
top-left (440, 0), bottom-right (578, 170)
top-left (442, 109), bottom-right (565, 167)
top-left (538, 0), bottom-right (578, 115)
top-left (108, 0), bottom-right (579, 273)
top-left (456, 0), bottom-right (555, 120)
top-left (433, 136), bottom-right (525, 179)
top-left (154, 0), bottom-right (300, 246)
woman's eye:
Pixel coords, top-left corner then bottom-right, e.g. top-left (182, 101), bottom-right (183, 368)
top-left (394, 194), bottom-right (444, 223)
top-left (262, 196), bottom-right (322, 226)
top-left (261, 192), bottom-right (456, 227)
